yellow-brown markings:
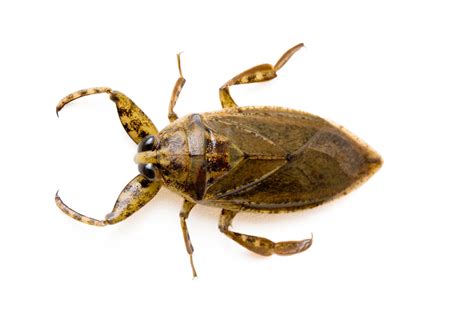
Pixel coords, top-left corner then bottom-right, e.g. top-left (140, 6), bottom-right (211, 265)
top-left (109, 91), bottom-right (158, 144)
top-left (218, 209), bottom-right (313, 256)
top-left (56, 176), bottom-right (161, 227)
top-left (56, 87), bottom-right (112, 116)
top-left (56, 43), bottom-right (382, 278)
top-left (56, 87), bottom-right (158, 144)
top-left (55, 191), bottom-right (106, 227)
top-left (105, 175), bottom-right (161, 224)
top-left (219, 43), bottom-right (304, 109)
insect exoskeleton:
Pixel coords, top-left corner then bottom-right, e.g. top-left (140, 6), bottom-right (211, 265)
top-left (56, 43), bottom-right (382, 277)
top-left (135, 109), bottom-right (382, 212)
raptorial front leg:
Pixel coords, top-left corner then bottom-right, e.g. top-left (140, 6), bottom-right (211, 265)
top-left (56, 175), bottom-right (161, 226)
top-left (218, 209), bottom-right (313, 256)
top-left (219, 43), bottom-right (304, 109)
top-left (168, 53), bottom-right (186, 122)
top-left (56, 88), bottom-right (158, 144)
top-left (179, 199), bottom-right (197, 278)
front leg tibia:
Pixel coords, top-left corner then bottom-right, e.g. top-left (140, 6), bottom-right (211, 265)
top-left (56, 175), bottom-right (161, 226)
top-left (109, 91), bottom-right (159, 144)
top-left (56, 88), bottom-right (158, 144)
top-left (105, 175), bottom-right (161, 224)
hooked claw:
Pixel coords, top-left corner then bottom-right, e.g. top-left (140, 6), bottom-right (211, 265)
top-left (55, 87), bottom-right (112, 117)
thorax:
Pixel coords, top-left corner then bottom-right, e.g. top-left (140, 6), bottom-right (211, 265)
top-left (157, 114), bottom-right (241, 201)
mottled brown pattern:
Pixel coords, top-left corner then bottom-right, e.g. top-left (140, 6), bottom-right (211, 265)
top-left (109, 91), bottom-right (159, 144)
top-left (156, 126), bottom-right (189, 190)
top-left (55, 175), bottom-right (161, 226)
top-left (56, 43), bottom-right (382, 277)
top-left (105, 175), bottom-right (161, 224)
top-left (205, 129), bottom-right (244, 186)
top-left (56, 87), bottom-right (158, 145)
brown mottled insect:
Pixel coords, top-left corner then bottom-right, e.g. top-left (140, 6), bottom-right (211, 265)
top-left (56, 43), bottom-right (382, 277)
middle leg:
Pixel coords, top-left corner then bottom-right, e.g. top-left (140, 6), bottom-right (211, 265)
top-left (168, 53), bottom-right (186, 122)
top-left (179, 199), bottom-right (198, 278)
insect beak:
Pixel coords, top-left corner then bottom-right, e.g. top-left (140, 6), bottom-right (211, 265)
top-left (134, 151), bottom-right (158, 165)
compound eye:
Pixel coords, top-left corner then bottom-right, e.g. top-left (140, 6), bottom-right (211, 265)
top-left (138, 163), bottom-right (157, 180)
top-left (138, 135), bottom-right (156, 152)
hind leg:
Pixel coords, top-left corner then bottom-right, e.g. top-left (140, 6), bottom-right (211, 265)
top-left (219, 43), bottom-right (304, 109)
top-left (218, 209), bottom-right (312, 256)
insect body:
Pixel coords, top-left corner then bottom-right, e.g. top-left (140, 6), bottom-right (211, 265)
top-left (56, 43), bottom-right (382, 277)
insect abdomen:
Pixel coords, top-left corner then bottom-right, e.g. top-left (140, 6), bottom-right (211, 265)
top-left (199, 107), bottom-right (382, 212)
top-left (160, 107), bottom-right (381, 210)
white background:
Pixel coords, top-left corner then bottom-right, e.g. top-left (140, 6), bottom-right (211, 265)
top-left (1, 1), bottom-right (473, 314)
